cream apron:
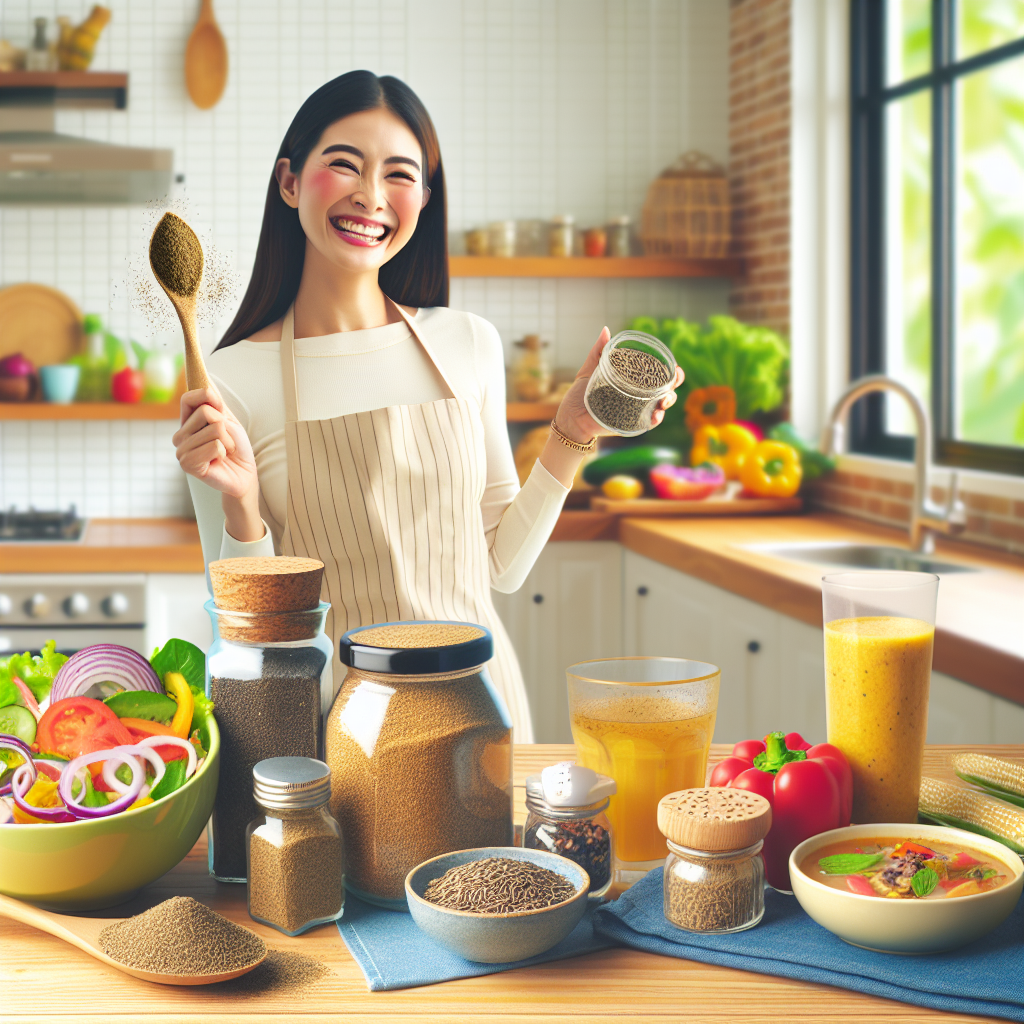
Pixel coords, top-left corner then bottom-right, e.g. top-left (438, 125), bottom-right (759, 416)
top-left (277, 302), bottom-right (533, 742)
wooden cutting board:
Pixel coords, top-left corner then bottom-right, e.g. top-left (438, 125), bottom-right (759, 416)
top-left (0, 283), bottom-right (83, 366)
top-left (590, 493), bottom-right (803, 516)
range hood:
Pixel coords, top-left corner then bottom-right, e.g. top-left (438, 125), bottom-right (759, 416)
top-left (0, 71), bottom-right (172, 205)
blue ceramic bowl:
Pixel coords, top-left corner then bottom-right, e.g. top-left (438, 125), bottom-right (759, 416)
top-left (405, 846), bottom-right (590, 964)
top-left (39, 364), bottom-right (81, 403)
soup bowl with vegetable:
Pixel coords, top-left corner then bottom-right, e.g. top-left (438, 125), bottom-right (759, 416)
top-left (790, 823), bottom-right (1023, 953)
top-left (0, 639), bottom-right (219, 911)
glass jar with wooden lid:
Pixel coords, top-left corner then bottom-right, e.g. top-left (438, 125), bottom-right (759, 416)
top-left (658, 787), bottom-right (771, 934)
top-left (325, 620), bottom-right (513, 910)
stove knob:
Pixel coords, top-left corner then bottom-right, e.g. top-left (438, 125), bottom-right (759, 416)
top-left (102, 593), bottom-right (130, 618)
top-left (64, 593), bottom-right (90, 618)
top-left (0, 594), bottom-right (11, 616)
top-left (26, 593), bottom-right (51, 618)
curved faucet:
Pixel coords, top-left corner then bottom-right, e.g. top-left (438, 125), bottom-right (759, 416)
top-left (820, 374), bottom-right (966, 553)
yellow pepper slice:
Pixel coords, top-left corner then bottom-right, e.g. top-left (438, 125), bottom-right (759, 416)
top-left (690, 423), bottom-right (758, 480)
top-left (12, 777), bottom-right (64, 825)
top-left (739, 440), bottom-right (803, 497)
top-left (164, 672), bottom-right (194, 739)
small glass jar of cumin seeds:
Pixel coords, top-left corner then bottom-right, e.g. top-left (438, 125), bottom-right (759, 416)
top-left (246, 757), bottom-right (344, 936)
top-left (658, 787), bottom-right (771, 934)
top-left (583, 331), bottom-right (677, 437)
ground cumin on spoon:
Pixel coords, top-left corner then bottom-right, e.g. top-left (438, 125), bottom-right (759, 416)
top-left (149, 212), bottom-right (203, 297)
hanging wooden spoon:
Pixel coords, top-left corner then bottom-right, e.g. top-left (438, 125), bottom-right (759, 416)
top-left (185, 0), bottom-right (228, 110)
top-left (150, 211), bottom-right (209, 390)
top-left (0, 892), bottom-right (265, 986)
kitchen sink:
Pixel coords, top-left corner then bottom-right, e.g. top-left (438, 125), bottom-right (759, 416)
top-left (747, 543), bottom-right (980, 575)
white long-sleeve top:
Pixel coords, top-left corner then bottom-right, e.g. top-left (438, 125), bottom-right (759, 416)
top-left (189, 306), bottom-right (568, 593)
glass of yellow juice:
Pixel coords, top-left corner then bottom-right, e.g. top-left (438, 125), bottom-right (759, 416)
top-left (823, 571), bottom-right (939, 824)
top-left (566, 657), bottom-right (719, 886)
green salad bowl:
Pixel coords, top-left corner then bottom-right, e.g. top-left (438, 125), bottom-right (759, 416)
top-left (0, 717), bottom-right (219, 911)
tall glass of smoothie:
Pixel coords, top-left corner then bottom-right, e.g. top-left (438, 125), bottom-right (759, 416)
top-left (823, 571), bottom-right (939, 823)
top-left (567, 658), bottom-right (719, 886)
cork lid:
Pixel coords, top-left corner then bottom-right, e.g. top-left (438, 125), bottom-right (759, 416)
top-left (339, 620), bottom-right (493, 675)
top-left (209, 556), bottom-right (324, 613)
top-left (657, 788), bottom-right (772, 851)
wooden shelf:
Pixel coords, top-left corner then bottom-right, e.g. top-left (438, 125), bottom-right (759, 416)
top-left (0, 71), bottom-right (128, 110)
top-left (506, 401), bottom-right (561, 422)
top-left (450, 256), bottom-right (742, 278)
top-left (0, 401), bottom-right (178, 420)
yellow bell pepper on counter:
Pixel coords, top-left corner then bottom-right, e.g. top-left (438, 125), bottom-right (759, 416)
top-left (739, 440), bottom-right (803, 497)
top-left (690, 423), bottom-right (758, 480)
top-left (163, 672), bottom-right (194, 739)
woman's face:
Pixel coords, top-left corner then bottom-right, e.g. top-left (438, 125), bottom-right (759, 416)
top-left (277, 107), bottom-right (428, 273)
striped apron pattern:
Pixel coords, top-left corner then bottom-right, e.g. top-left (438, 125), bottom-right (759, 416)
top-left (277, 302), bottom-right (533, 741)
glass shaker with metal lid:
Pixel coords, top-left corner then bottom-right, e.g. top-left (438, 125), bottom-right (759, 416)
top-left (524, 761), bottom-right (616, 898)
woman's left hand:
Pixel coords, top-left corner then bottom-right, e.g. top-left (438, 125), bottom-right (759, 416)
top-left (553, 327), bottom-right (685, 443)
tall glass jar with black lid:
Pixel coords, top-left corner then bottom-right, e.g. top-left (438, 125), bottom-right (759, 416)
top-left (324, 620), bottom-right (513, 910)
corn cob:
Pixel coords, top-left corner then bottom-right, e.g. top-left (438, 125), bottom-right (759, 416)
top-left (952, 753), bottom-right (1024, 809)
top-left (918, 776), bottom-right (1024, 856)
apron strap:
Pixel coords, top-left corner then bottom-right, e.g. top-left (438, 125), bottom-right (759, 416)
top-left (279, 297), bottom-right (465, 423)
top-left (279, 305), bottom-right (300, 424)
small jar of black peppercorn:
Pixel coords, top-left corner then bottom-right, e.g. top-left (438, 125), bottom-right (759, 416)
top-left (523, 762), bottom-right (616, 899)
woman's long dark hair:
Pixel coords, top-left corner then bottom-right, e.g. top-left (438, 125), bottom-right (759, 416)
top-left (217, 71), bottom-right (447, 350)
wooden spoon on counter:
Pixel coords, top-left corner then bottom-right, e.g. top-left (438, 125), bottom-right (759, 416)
top-left (149, 211), bottom-right (209, 390)
top-left (185, 0), bottom-right (228, 109)
top-left (0, 892), bottom-right (265, 986)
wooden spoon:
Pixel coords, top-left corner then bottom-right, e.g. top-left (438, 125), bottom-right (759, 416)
top-left (149, 212), bottom-right (209, 390)
top-left (185, 0), bottom-right (228, 110)
top-left (0, 892), bottom-right (265, 986)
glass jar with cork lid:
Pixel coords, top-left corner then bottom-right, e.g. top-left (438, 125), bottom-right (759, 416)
top-left (658, 787), bottom-right (771, 934)
top-left (246, 756), bottom-right (344, 935)
top-left (205, 556), bottom-right (333, 883)
top-left (324, 620), bottom-right (513, 910)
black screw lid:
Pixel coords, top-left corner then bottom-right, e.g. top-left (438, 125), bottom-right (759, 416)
top-left (338, 619), bottom-right (493, 675)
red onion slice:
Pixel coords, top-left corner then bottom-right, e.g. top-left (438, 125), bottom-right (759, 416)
top-left (0, 734), bottom-right (33, 798)
top-left (11, 763), bottom-right (76, 823)
top-left (59, 749), bottom-right (144, 819)
top-left (136, 734), bottom-right (198, 778)
top-left (51, 645), bottom-right (161, 703)
top-left (102, 744), bottom-right (165, 796)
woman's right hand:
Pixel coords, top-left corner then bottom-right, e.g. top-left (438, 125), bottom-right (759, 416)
top-left (173, 387), bottom-right (258, 500)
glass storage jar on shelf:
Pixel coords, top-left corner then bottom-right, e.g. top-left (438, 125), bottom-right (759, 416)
top-left (523, 761), bottom-right (616, 898)
top-left (658, 788), bottom-right (771, 934)
top-left (246, 756), bottom-right (344, 936)
top-left (549, 215), bottom-right (575, 257)
top-left (607, 215), bottom-right (632, 257)
top-left (511, 334), bottom-right (552, 401)
top-left (204, 556), bottom-right (332, 884)
top-left (325, 620), bottom-right (513, 910)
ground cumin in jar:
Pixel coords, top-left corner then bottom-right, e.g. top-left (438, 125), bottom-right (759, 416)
top-left (246, 757), bottom-right (344, 936)
top-left (325, 621), bottom-right (513, 910)
top-left (658, 788), bottom-right (771, 934)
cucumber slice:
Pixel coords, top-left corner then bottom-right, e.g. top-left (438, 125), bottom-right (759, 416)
top-left (0, 703), bottom-right (36, 746)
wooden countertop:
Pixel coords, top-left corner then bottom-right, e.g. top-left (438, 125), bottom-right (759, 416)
top-left (4, 742), bottom-right (1020, 1023)
top-left (0, 519), bottom-right (204, 574)
top-left (616, 512), bottom-right (1024, 705)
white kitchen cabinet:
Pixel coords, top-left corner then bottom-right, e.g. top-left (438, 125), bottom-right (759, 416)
top-left (491, 542), bottom-right (623, 743)
top-left (145, 574), bottom-right (211, 655)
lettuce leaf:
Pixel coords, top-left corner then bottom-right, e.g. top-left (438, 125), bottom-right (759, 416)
top-left (150, 638), bottom-right (214, 737)
top-left (0, 641), bottom-right (68, 702)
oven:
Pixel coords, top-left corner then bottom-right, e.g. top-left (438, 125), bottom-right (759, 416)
top-left (0, 574), bottom-right (147, 658)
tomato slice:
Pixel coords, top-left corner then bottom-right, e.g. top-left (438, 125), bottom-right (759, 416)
top-left (34, 697), bottom-right (134, 762)
top-left (119, 717), bottom-right (187, 762)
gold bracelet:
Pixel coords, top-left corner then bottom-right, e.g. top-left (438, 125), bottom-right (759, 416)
top-left (549, 418), bottom-right (597, 452)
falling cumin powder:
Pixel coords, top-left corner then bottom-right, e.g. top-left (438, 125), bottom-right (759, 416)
top-left (99, 897), bottom-right (265, 975)
top-left (150, 211), bottom-right (204, 296)
top-left (422, 857), bottom-right (577, 914)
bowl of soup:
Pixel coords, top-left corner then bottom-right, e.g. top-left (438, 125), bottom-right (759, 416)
top-left (790, 823), bottom-right (1022, 953)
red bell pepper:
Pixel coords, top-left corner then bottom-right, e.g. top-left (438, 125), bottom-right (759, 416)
top-left (710, 731), bottom-right (853, 891)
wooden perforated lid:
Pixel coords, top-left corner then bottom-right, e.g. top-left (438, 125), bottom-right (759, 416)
top-left (209, 556), bottom-right (324, 612)
top-left (657, 788), bottom-right (772, 851)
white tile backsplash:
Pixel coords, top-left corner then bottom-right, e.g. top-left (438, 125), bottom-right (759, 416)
top-left (0, 0), bottom-right (729, 517)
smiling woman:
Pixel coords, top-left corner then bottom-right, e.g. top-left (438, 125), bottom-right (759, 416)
top-left (172, 71), bottom-right (683, 738)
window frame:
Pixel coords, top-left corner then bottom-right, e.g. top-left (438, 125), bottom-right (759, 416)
top-left (850, 0), bottom-right (1024, 476)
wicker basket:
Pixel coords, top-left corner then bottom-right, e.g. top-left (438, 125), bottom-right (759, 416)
top-left (640, 151), bottom-right (731, 258)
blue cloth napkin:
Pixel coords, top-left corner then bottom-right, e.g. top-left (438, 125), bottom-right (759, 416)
top-left (594, 868), bottom-right (1024, 1022)
top-left (336, 893), bottom-right (612, 991)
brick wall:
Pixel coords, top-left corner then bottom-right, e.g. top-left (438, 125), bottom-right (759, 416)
top-left (728, 0), bottom-right (791, 335)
